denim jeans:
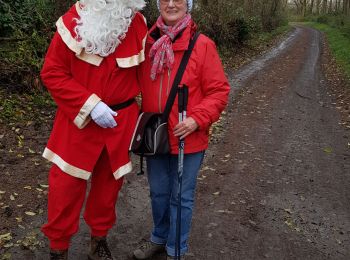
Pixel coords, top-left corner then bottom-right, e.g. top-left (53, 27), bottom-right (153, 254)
top-left (146, 151), bottom-right (205, 257)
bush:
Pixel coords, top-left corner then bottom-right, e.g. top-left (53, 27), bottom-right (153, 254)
top-left (0, 0), bottom-right (288, 90)
top-left (312, 15), bottom-right (350, 40)
top-left (316, 15), bottom-right (329, 24)
top-left (0, 0), bottom-right (59, 90)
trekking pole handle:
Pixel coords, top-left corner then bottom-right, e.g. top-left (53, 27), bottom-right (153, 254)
top-left (178, 86), bottom-right (184, 115)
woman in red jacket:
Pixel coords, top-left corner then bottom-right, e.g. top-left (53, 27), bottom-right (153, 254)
top-left (133, 0), bottom-right (230, 259)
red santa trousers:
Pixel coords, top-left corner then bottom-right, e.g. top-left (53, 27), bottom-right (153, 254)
top-left (41, 148), bottom-right (124, 250)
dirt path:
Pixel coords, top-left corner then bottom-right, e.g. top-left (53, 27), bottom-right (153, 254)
top-left (1, 26), bottom-right (350, 259)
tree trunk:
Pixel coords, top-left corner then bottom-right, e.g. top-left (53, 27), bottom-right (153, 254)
top-left (310, 0), bottom-right (315, 14)
top-left (328, 0), bottom-right (333, 13)
top-left (322, 0), bottom-right (328, 13)
top-left (316, 0), bottom-right (322, 14)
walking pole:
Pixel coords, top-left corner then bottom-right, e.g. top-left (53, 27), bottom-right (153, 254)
top-left (175, 85), bottom-right (188, 260)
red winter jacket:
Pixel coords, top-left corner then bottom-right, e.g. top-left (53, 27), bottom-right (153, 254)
top-left (139, 21), bottom-right (230, 154)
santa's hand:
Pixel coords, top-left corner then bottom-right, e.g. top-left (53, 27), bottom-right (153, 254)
top-left (90, 101), bottom-right (117, 128)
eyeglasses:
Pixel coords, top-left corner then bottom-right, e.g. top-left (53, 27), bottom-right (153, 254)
top-left (160, 0), bottom-right (185, 5)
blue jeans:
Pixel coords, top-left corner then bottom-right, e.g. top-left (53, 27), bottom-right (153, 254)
top-left (146, 151), bottom-right (205, 257)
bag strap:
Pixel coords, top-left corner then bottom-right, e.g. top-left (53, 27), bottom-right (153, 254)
top-left (161, 31), bottom-right (200, 123)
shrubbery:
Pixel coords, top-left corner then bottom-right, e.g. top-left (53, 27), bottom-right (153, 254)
top-left (0, 0), bottom-right (287, 90)
top-left (311, 14), bottom-right (350, 39)
top-left (0, 0), bottom-right (57, 89)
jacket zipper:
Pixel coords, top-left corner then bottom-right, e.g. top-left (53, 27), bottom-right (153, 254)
top-left (159, 69), bottom-right (172, 113)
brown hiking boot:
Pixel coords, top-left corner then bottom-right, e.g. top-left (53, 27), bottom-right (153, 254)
top-left (87, 236), bottom-right (115, 260)
top-left (133, 240), bottom-right (165, 259)
top-left (49, 249), bottom-right (68, 260)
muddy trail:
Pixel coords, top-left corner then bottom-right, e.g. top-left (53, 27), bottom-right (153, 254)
top-left (1, 26), bottom-right (350, 259)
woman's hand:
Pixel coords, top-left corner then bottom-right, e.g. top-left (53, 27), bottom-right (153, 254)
top-left (173, 117), bottom-right (199, 139)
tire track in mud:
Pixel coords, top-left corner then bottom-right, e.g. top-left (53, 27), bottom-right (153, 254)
top-left (189, 26), bottom-right (350, 260)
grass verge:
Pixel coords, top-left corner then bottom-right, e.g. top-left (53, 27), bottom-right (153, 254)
top-left (305, 22), bottom-right (350, 81)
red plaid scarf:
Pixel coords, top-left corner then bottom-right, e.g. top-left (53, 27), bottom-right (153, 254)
top-left (149, 14), bottom-right (192, 80)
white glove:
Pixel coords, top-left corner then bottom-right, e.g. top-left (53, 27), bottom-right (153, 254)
top-left (90, 101), bottom-right (117, 128)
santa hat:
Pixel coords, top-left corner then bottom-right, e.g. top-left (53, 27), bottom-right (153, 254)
top-left (157, 0), bottom-right (193, 12)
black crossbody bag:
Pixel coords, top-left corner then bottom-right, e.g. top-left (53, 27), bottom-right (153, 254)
top-left (129, 32), bottom-right (200, 173)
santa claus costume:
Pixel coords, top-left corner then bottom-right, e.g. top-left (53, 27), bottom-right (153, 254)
top-left (40, 1), bottom-right (147, 259)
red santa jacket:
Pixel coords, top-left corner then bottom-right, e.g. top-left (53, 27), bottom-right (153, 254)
top-left (139, 21), bottom-right (230, 154)
top-left (41, 3), bottom-right (147, 180)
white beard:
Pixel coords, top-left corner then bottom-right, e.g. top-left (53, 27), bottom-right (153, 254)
top-left (75, 0), bottom-right (146, 57)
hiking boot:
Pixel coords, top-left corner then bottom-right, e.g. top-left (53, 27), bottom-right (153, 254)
top-left (49, 249), bottom-right (68, 260)
top-left (166, 256), bottom-right (185, 260)
top-left (88, 236), bottom-right (115, 260)
top-left (133, 240), bottom-right (165, 259)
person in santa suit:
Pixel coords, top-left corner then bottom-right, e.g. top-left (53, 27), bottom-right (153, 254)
top-left (40, 0), bottom-right (147, 259)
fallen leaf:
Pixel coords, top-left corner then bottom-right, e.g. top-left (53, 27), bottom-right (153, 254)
top-left (25, 211), bottom-right (36, 216)
top-left (212, 191), bottom-right (220, 196)
top-left (0, 233), bottom-right (12, 240)
top-left (323, 147), bottom-right (333, 154)
top-left (3, 242), bottom-right (14, 248)
top-left (284, 209), bottom-right (293, 214)
top-left (248, 220), bottom-right (257, 226)
top-left (39, 184), bottom-right (49, 188)
top-left (10, 195), bottom-right (15, 201)
top-left (24, 186), bottom-right (32, 190)
top-left (1, 252), bottom-right (11, 260)
top-left (0, 191), bottom-right (6, 194)
top-left (28, 148), bottom-right (35, 154)
top-left (216, 209), bottom-right (233, 214)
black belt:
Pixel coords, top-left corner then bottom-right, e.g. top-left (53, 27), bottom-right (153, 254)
top-left (109, 98), bottom-right (135, 111)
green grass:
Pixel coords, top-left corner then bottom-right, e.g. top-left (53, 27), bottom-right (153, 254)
top-left (247, 24), bottom-right (291, 47)
top-left (305, 21), bottom-right (350, 80)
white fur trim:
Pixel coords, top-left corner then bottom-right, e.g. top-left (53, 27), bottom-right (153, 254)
top-left (56, 16), bottom-right (82, 55)
top-left (43, 148), bottom-right (91, 180)
top-left (76, 1), bottom-right (81, 14)
top-left (74, 94), bottom-right (101, 129)
top-left (77, 49), bottom-right (104, 66)
top-left (56, 15), bottom-right (103, 66)
top-left (113, 161), bottom-right (133, 180)
top-left (116, 34), bottom-right (146, 68)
